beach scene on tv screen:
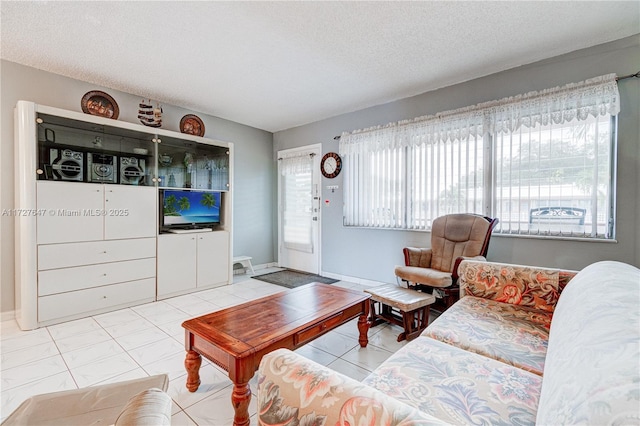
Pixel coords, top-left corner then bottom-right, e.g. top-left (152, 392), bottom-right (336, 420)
top-left (164, 190), bottom-right (220, 225)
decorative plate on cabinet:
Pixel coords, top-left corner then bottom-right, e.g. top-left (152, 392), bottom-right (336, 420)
top-left (180, 114), bottom-right (205, 137)
top-left (81, 91), bottom-right (119, 119)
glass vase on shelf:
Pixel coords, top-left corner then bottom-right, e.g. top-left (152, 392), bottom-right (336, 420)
top-left (183, 152), bottom-right (194, 188)
top-left (212, 157), bottom-right (229, 190)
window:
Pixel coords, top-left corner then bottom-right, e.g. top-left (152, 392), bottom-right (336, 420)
top-left (494, 114), bottom-right (614, 238)
top-left (340, 74), bottom-right (619, 239)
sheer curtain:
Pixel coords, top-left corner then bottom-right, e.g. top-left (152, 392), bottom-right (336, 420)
top-left (280, 153), bottom-right (314, 252)
top-left (339, 73), bottom-right (620, 237)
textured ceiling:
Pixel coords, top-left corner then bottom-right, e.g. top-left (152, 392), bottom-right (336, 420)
top-left (1, 1), bottom-right (639, 132)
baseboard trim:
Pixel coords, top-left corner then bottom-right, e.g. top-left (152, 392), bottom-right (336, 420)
top-left (1, 310), bottom-right (16, 322)
top-left (254, 262), bottom-right (278, 270)
top-left (321, 271), bottom-right (387, 287)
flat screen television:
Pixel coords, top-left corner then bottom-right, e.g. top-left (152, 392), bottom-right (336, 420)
top-left (160, 189), bottom-right (221, 230)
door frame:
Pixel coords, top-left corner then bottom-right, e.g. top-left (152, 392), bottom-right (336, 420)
top-left (277, 144), bottom-right (322, 274)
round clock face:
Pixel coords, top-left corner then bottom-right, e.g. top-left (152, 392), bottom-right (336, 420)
top-left (321, 152), bottom-right (342, 178)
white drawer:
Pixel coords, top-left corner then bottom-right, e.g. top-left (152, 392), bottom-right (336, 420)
top-left (38, 278), bottom-right (156, 323)
top-left (38, 238), bottom-right (156, 270)
top-left (38, 258), bottom-right (156, 296)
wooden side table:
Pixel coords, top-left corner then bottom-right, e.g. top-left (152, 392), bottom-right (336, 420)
top-left (365, 284), bottom-right (436, 342)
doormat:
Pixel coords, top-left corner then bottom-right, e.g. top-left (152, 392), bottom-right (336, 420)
top-left (252, 269), bottom-right (339, 288)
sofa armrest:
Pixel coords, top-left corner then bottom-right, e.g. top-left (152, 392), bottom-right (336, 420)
top-left (458, 260), bottom-right (578, 312)
top-left (1, 374), bottom-right (169, 426)
top-left (257, 348), bottom-right (447, 425)
top-left (403, 247), bottom-right (433, 268)
top-left (114, 388), bottom-right (172, 426)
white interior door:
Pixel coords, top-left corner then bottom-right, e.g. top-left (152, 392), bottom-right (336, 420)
top-left (278, 145), bottom-right (321, 274)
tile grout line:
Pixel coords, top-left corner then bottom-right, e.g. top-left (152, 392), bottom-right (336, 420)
top-left (2, 277), bottom-right (394, 425)
top-left (44, 324), bottom-right (81, 391)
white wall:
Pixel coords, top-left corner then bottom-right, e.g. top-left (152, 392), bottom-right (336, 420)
top-left (274, 35), bottom-right (640, 283)
top-left (0, 60), bottom-right (276, 314)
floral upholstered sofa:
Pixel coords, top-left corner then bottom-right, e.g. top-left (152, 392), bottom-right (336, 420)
top-left (257, 260), bottom-right (640, 425)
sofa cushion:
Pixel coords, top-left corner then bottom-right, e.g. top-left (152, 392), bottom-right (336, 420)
top-left (257, 348), bottom-right (448, 425)
top-left (423, 296), bottom-right (552, 375)
top-left (363, 336), bottom-right (542, 425)
top-left (394, 265), bottom-right (453, 287)
top-left (536, 261), bottom-right (640, 424)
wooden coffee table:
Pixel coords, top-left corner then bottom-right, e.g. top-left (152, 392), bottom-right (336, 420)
top-left (182, 282), bottom-right (370, 426)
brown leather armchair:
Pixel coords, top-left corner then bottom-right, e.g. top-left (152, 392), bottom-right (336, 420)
top-left (394, 213), bottom-right (498, 310)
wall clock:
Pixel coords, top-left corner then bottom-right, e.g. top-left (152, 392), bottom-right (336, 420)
top-left (320, 152), bottom-right (342, 178)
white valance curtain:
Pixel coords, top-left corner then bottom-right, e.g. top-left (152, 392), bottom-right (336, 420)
top-left (485, 73), bottom-right (620, 134)
top-left (339, 74), bottom-right (619, 151)
top-left (280, 152), bottom-right (313, 175)
top-left (339, 108), bottom-right (485, 155)
top-left (339, 73), bottom-right (620, 230)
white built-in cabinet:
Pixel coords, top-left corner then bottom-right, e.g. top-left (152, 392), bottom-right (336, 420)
top-left (196, 231), bottom-right (230, 287)
top-left (36, 182), bottom-right (157, 243)
top-left (14, 101), bottom-right (234, 330)
top-left (157, 231), bottom-right (230, 299)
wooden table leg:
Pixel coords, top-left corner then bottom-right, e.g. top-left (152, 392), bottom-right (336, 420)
top-left (185, 350), bottom-right (202, 392)
top-left (232, 381), bottom-right (251, 426)
top-left (357, 302), bottom-right (370, 347)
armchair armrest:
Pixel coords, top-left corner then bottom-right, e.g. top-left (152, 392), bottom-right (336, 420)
top-left (452, 255), bottom-right (486, 282)
top-left (458, 260), bottom-right (578, 312)
top-left (257, 348), bottom-right (447, 425)
top-left (403, 247), bottom-right (433, 268)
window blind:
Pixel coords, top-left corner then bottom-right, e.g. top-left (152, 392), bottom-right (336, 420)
top-left (339, 74), bottom-right (619, 238)
top-left (280, 154), bottom-right (314, 252)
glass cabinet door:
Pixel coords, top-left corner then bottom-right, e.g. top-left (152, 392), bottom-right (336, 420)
top-left (157, 134), bottom-right (229, 191)
top-left (36, 113), bottom-right (157, 187)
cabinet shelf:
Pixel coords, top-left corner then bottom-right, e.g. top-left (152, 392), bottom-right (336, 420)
top-left (35, 110), bottom-right (230, 191)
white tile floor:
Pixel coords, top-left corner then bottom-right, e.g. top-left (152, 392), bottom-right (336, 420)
top-left (0, 269), bottom-right (413, 425)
